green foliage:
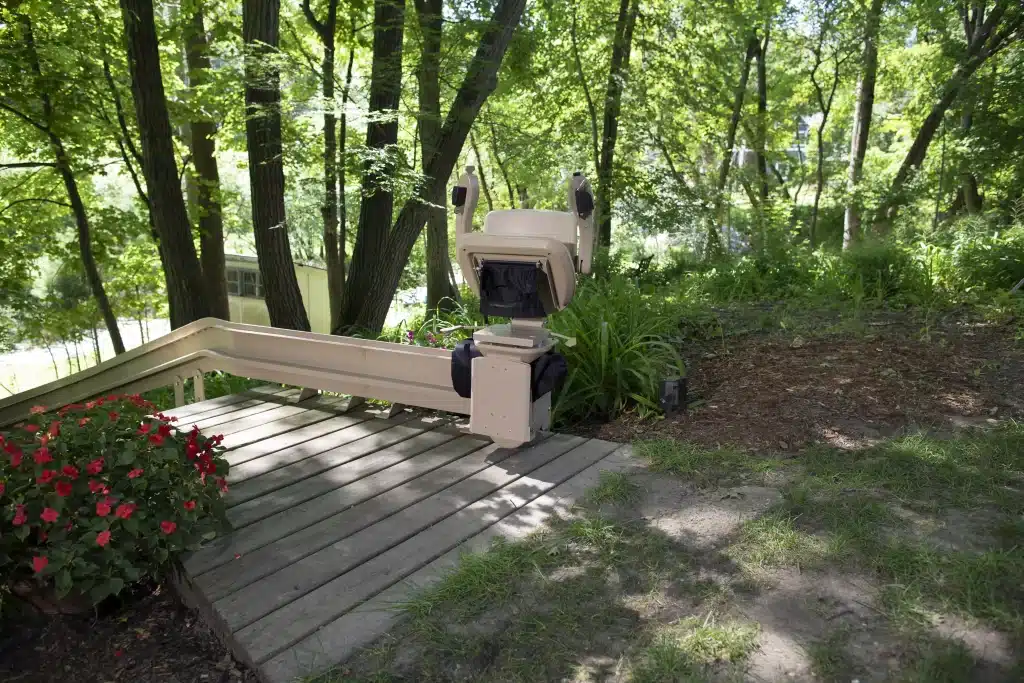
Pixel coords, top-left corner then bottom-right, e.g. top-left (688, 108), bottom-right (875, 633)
top-left (0, 395), bottom-right (230, 605)
top-left (549, 278), bottom-right (684, 424)
top-left (838, 241), bottom-right (929, 300)
top-left (949, 222), bottom-right (1024, 292)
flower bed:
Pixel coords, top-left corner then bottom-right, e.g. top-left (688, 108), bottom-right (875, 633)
top-left (1, 394), bottom-right (230, 606)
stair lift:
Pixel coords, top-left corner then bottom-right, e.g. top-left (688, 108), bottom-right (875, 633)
top-left (449, 168), bottom-right (595, 447)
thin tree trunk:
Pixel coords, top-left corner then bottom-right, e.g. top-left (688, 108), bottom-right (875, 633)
top-left (755, 28), bottom-right (770, 204)
top-left (91, 326), bottom-right (101, 365)
top-left (338, 38), bottom-right (355, 305)
top-left (843, 0), bottom-right (884, 249)
top-left (46, 346), bottom-right (60, 379)
top-left (960, 3), bottom-right (986, 214)
top-left (877, 1), bottom-right (1020, 227)
top-left (62, 342), bottom-right (73, 374)
top-left (596, 0), bottom-right (640, 247)
top-left (470, 130), bottom-right (494, 212)
top-left (243, 0), bottom-right (311, 331)
top-left (186, 5), bottom-right (230, 320)
top-left (708, 36), bottom-right (758, 259)
top-left (809, 38), bottom-right (842, 246)
top-left (137, 316), bottom-right (145, 341)
top-left (302, 0), bottom-right (342, 330)
top-left (489, 120), bottom-right (516, 208)
top-left (571, 1), bottom-right (600, 182)
top-left (416, 0), bottom-right (460, 313)
top-left (120, 0), bottom-right (210, 328)
top-left (19, 17), bottom-right (126, 355)
top-left (338, 0), bottom-right (527, 333)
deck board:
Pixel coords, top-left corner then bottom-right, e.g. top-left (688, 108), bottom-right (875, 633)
top-left (175, 392), bottom-right (630, 683)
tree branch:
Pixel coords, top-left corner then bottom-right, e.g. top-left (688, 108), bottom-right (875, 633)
top-left (0, 101), bottom-right (49, 134)
top-left (0, 161), bottom-right (57, 170)
top-left (0, 197), bottom-right (72, 215)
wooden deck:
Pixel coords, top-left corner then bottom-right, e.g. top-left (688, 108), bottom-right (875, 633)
top-left (164, 386), bottom-right (633, 683)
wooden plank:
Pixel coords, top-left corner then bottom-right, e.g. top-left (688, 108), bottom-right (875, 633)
top-left (213, 404), bottom-right (345, 452)
top-left (205, 402), bottom-right (312, 438)
top-left (259, 443), bottom-right (637, 683)
top-left (184, 389), bottom-right (302, 431)
top-left (218, 434), bottom-right (588, 637)
top-left (224, 420), bottom-right (454, 528)
top-left (189, 435), bottom-right (495, 594)
top-left (160, 386), bottom-right (291, 423)
top-left (223, 413), bottom-right (373, 475)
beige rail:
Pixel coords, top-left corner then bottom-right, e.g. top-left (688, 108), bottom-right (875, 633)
top-left (0, 318), bottom-right (469, 427)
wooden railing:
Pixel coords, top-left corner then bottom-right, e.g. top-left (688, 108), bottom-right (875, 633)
top-left (0, 319), bottom-right (469, 427)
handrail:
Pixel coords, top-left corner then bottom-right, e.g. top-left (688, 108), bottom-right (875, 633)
top-left (0, 318), bottom-right (469, 427)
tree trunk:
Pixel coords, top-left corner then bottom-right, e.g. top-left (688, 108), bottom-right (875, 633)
top-left (46, 346), bottom-right (60, 379)
top-left (302, 0), bottom-right (342, 330)
top-left (959, 4), bottom-right (986, 214)
top-left (20, 16), bottom-right (126, 355)
top-left (120, 0), bottom-right (210, 329)
top-left (338, 40), bottom-right (355, 312)
top-left (337, 0), bottom-right (527, 334)
top-left (708, 36), bottom-right (758, 259)
top-left (338, 0), bottom-right (405, 332)
top-left (755, 28), bottom-right (770, 204)
top-left (470, 130), bottom-right (494, 212)
top-left (185, 5), bottom-right (230, 321)
top-left (243, 0), bottom-right (311, 331)
top-left (91, 326), bottom-right (101, 365)
top-left (877, 1), bottom-right (1020, 227)
top-left (416, 0), bottom-right (460, 314)
top-left (843, 0), bottom-right (883, 249)
top-left (489, 120), bottom-right (516, 208)
top-left (596, 0), bottom-right (640, 247)
top-left (571, 1), bottom-right (600, 182)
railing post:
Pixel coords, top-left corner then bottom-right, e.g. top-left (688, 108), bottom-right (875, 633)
top-left (174, 377), bottom-right (185, 408)
top-left (192, 372), bottom-right (206, 403)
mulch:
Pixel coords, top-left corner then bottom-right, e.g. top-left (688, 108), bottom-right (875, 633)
top-left (0, 582), bottom-right (257, 683)
top-left (591, 314), bottom-right (1024, 451)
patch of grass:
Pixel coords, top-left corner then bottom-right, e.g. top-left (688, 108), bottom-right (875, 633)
top-left (899, 638), bottom-right (979, 683)
top-left (728, 510), bottom-right (827, 571)
top-left (807, 629), bottom-right (863, 682)
top-left (584, 470), bottom-right (640, 505)
top-left (631, 615), bottom-right (760, 683)
top-left (635, 439), bottom-right (783, 487)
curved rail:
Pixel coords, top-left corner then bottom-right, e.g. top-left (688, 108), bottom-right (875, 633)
top-left (0, 318), bottom-right (469, 427)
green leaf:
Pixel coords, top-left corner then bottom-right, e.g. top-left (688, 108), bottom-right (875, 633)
top-left (89, 583), bottom-right (110, 604)
top-left (117, 448), bottom-right (136, 466)
top-left (201, 530), bottom-right (218, 541)
top-left (107, 577), bottom-right (124, 596)
top-left (122, 516), bottom-right (140, 534)
top-left (55, 568), bottom-right (73, 598)
top-left (14, 524), bottom-right (30, 541)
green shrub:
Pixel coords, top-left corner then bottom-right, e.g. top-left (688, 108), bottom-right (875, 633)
top-left (550, 278), bottom-right (684, 424)
top-left (838, 241), bottom-right (927, 300)
top-left (950, 224), bottom-right (1024, 291)
top-left (0, 395), bottom-right (230, 605)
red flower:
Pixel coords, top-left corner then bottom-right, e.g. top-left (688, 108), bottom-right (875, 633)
top-left (0, 481), bottom-right (4, 496)
top-left (157, 423), bottom-right (173, 438)
top-left (216, 477), bottom-right (229, 494)
top-left (86, 458), bottom-right (104, 475)
top-left (7, 444), bottom-right (22, 468)
top-left (114, 649), bottom-right (123, 658)
top-left (115, 503), bottom-right (136, 519)
top-left (23, 423), bottom-right (40, 433)
top-left (13, 504), bottom-right (27, 526)
top-left (88, 479), bottom-right (105, 493)
top-left (38, 529), bottom-right (47, 542)
top-left (183, 500), bottom-right (197, 511)
top-left (127, 468), bottom-right (144, 479)
top-left (106, 394), bottom-right (117, 402)
top-left (148, 434), bottom-right (165, 446)
top-left (96, 530), bottom-right (111, 547)
top-left (32, 556), bottom-right (48, 573)
top-left (55, 480), bottom-right (73, 497)
top-left (40, 507), bottom-right (59, 523)
top-left (37, 469), bottom-right (56, 485)
top-left (96, 501), bottom-right (111, 517)
top-left (85, 400), bottom-right (96, 410)
top-left (47, 420), bottom-right (60, 438)
top-left (160, 521), bottom-right (176, 535)
top-left (33, 447), bottom-right (53, 464)
top-left (137, 422), bottom-right (152, 435)
top-left (108, 411), bottom-right (119, 421)
top-left (61, 465), bottom-right (80, 480)
top-left (30, 405), bottom-right (46, 415)
top-left (78, 417), bottom-right (91, 427)
top-left (185, 442), bottom-right (200, 460)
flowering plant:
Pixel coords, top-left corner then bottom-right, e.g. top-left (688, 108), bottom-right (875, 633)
top-left (0, 394), bottom-right (230, 604)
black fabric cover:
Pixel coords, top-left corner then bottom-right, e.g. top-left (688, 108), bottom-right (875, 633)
top-left (450, 341), bottom-right (567, 402)
top-left (531, 351), bottom-right (568, 400)
top-left (451, 338), bottom-right (481, 398)
top-left (478, 261), bottom-right (548, 318)
top-left (574, 187), bottom-right (594, 218)
top-left (451, 185), bottom-right (467, 207)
